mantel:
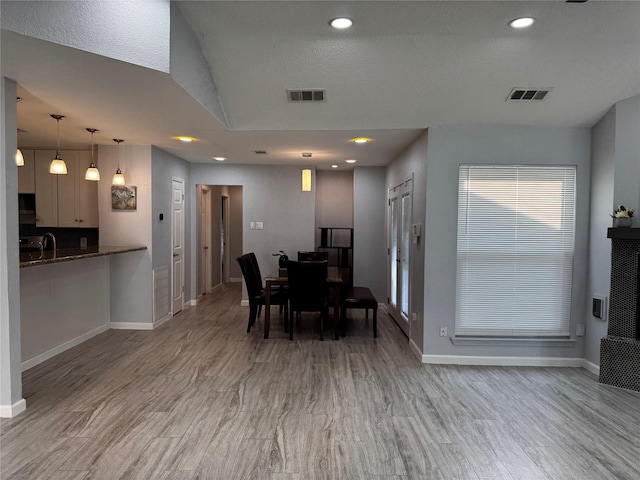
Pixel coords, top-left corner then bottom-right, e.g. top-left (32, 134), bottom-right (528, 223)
top-left (607, 228), bottom-right (640, 239)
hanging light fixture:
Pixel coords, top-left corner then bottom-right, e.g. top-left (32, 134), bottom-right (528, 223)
top-left (49, 114), bottom-right (67, 174)
top-left (16, 98), bottom-right (24, 166)
top-left (85, 128), bottom-right (100, 181)
top-left (15, 149), bottom-right (24, 166)
top-left (112, 139), bottom-right (126, 185)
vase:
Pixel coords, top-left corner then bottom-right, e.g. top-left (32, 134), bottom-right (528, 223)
top-left (613, 217), bottom-right (632, 228)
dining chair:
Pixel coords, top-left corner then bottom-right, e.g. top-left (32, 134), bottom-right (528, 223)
top-left (297, 251), bottom-right (329, 261)
top-left (237, 253), bottom-right (288, 333)
top-left (286, 260), bottom-right (329, 340)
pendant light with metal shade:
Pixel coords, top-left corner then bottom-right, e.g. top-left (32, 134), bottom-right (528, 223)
top-left (112, 139), bottom-right (126, 185)
top-left (16, 97), bottom-right (24, 166)
top-left (85, 128), bottom-right (100, 181)
top-left (49, 114), bottom-right (68, 174)
top-left (15, 148), bottom-right (24, 166)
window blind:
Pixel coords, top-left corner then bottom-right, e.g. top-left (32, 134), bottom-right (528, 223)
top-left (455, 165), bottom-right (576, 337)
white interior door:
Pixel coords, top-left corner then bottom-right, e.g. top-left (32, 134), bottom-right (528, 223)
top-left (172, 178), bottom-right (185, 314)
top-left (200, 186), bottom-right (212, 294)
top-left (388, 180), bottom-right (412, 336)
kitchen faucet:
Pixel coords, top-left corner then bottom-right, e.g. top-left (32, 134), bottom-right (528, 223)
top-left (42, 232), bottom-right (56, 251)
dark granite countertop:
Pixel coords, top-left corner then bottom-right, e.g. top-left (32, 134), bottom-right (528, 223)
top-left (20, 245), bottom-right (147, 268)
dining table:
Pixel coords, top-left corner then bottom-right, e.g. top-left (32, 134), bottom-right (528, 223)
top-left (263, 266), bottom-right (343, 340)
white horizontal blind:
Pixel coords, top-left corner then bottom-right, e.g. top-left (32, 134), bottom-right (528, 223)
top-left (455, 165), bottom-right (576, 337)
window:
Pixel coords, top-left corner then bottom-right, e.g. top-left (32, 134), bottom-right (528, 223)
top-left (455, 165), bottom-right (576, 337)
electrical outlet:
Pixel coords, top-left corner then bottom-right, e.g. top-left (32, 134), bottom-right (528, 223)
top-left (256, 222), bottom-right (264, 230)
top-left (576, 323), bottom-right (585, 337)
top-left (80, 237), bottom-right (87, 249)
top-left (412, 312), bottom-right (418, 323)
top-left (440, 326), bottom-right (447, 337)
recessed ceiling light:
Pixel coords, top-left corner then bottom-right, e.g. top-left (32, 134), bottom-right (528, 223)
top-left (175, 136), bottom-right (197, 142)
top-left (213, 156), bottom-right (226, 162)
top-left (345, 159), bottom-right (357, 164)
top-left (302, 152), bottom-right (312, 158)
top-left (350, 137), bottom-right (372, 144)
top-left (331, 164), bottom-right (338, 169)
top-left (509, 17), bottom-right (535, 29)
top-left (330, 17), bottom-right (353, 29)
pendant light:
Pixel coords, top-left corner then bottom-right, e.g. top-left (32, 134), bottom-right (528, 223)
top-left (15, 149), bottom-right (24, 166)
top-left (85, 128), bottom-right (100, 181)
top-left (16, 98), bottom-right (24, 166)
top-left (112, 139), bottom-right (126, 185)
top-left (49, 114), bottom-right (67, 174)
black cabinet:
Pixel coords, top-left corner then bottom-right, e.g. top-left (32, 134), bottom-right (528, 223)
top-left (318, 227), bottom-right (353, 286)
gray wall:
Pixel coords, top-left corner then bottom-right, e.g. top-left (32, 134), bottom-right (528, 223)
top-left (353, 167), bottom-right (387, 302)
top-left (423, 126), bottom-right (591, 358)
top-left (386, 131), bottom-right (429, 350)
top-left (584, 95), bottom-right (640, 367)
top-left (315, 170), bottom-right (354, 248)
top-left (0, 77), bottom-right (23, 413)
top-left (585, 107), bottom-right (616, 365)
top-left (152, 146), bottom-right (192, 304)
top-left (188, 164), bottom-right (315, 301)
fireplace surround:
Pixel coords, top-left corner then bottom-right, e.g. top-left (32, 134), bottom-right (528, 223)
top-left (600, 228), bottom-right (640, 391)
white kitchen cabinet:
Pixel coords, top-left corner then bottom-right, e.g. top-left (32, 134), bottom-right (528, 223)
top-left (17, 149), bottom-right (35, 193)
top-left (57, 151), bottom-right (99, 228)
top-left (34, 150), bottom-right (98, 228)
top-left (34, 150), bottom-right (58, 227)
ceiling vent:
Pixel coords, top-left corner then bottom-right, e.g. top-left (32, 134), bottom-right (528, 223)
top-left (254, 150), bottom-right (268, 155)
top-left (287, 89), bottom-right (325, 102)
top-left (507, 88), bottom-right (551, 102)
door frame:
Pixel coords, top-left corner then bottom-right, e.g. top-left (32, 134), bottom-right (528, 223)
top-left (200, 186), bottom-right (212, 294)
top-left (387, 176), bottom-right (413, 337)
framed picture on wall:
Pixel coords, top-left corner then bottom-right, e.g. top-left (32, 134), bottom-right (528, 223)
top-left (112, 186), bottom-right (137, 210)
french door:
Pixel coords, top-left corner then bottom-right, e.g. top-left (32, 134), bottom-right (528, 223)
top-left (388, 179), bottom-right (412, 336)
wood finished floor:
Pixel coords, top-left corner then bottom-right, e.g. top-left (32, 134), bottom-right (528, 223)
top-left (2, 283), bottom-right (640, 479)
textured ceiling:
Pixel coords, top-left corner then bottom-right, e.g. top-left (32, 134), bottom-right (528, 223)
top-left (3, 1), bottom-right (640, 169)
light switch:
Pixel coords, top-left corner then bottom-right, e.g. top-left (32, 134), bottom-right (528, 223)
top-left (250, 222), bottom-right (255, 230)
top-left (256, 222), bottom-right (264, 230)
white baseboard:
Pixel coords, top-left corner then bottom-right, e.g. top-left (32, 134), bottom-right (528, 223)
top-left (420, 354), bottom-right (584, 368)
top-left (229, 277), bottom-right (242, 283)
top-left (582, 359), bottom-right (600, 376)
top-left (109, 322), bottom-right (154, 330)
top-left (189, 299), bottom-right (198, 307)
top-left (0, 398), bottom-right (26, 418)
top-left (153, 313), bottom-right (173, 328)
top-left (378, 303), bottom-right (388, 313)
top-left (240, 299), bottom-right (249, 307)
top-left (409, 338), bottom-right (422, 361)
top-left (21, 325), bottom-right (109, 371)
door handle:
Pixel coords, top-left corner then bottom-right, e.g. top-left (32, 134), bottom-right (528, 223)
top-left (173, 253), bottom-right (179, 257)
top-left (204, 246), bottom-right (209, 250)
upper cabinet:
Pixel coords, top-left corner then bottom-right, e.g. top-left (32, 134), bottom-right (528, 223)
top-left (32, 149), bottom-right (98, 228)
top-left (34, 150), bottom-right (58, 227)
top-left (17, 149), bottom-right (36, 193)
top-left (57, 151), bottom-right (99, 228)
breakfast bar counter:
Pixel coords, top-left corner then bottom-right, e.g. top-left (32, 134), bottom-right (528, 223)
top-left (20, 245), bottom-right (147, 268)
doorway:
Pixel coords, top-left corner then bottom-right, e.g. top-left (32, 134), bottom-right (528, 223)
top-left (196, 185), bottom-right (243, 296)
top-left (388, 178), bottom-right (412, 336)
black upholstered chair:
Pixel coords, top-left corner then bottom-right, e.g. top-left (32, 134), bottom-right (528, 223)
top-left (297, 251), bottom-right (329, 261)
top-left (237, 253), bottom-right (288, 333)
top-left (286, 260), bottom-right (329, 340)
top-left (341, 286), bottom-right (378, 338)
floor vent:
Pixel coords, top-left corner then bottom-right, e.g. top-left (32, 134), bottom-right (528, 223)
top-left (507, 88), bottom-right (551, 101)
top-left (287, 89), bottom-right (325, 102)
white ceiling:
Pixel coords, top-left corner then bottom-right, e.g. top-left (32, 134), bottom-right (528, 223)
top-left (3, 1), bottom-right (640, 170)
